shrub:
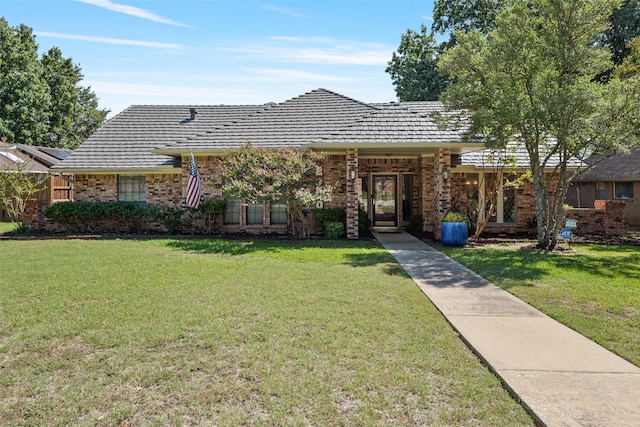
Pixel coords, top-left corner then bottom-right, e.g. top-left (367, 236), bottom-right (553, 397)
top-left (313, 208), bottom-right (346, 233)
top-left (358, 205), bottom-right (371, 231)
top-left (324, 221), bottom-right (345, 239)
top-left (441, 211), bottom-right (469, 223)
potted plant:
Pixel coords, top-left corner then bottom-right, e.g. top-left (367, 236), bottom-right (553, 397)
top-left (441, 211), bottom-right (469, 246)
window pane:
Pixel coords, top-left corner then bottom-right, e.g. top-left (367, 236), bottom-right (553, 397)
top-left (596, 182), bottom-right (606, 200)
top-left (271, 202), bottom-right (288, 224)
top-left (247, 203), bottom-right (264, 225)
top-left (224, 199), bottom-right (240, 224)
top-left (615, 182), bottom-right (634, 199)
top-left (503, 187), bottom-right (516, 223)
top-left (118, 175), bottom-right (145, 202)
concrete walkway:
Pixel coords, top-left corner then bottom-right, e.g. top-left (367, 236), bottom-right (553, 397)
top-left (373, 231), bottom-right (640, 427)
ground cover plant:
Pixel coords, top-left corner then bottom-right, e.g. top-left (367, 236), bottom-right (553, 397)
top-left (440, 243), bottom-right (640, 367)
top-left (0, 238), bottom-right (532, 426)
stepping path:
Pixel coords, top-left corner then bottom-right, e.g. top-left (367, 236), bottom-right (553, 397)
top-left (373, 231), bottom-right (640, 426)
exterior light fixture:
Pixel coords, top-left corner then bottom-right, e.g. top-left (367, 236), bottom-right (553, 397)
top-left (349, 170), bottom-right (356, 180)
top-left (442, 169), bottom-right (449, 180)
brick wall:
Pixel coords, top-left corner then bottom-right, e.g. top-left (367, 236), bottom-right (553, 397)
top-left (565, 200), bottom-right (625, 236)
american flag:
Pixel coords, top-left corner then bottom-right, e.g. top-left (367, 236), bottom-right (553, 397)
top-left (186, 153), bottom-right (202, 209)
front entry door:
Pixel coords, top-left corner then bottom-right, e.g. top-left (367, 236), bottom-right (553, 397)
top-left (373, 175), bottom-right (397, 227)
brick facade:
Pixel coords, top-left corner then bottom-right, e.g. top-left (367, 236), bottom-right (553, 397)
top-left (22, 153), bottom-right (627, 238)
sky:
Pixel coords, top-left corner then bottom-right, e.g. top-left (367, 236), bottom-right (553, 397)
top-left (1, 0), bottom-right (438, 117)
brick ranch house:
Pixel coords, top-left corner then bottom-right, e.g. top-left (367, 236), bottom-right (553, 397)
top-left (32, 88), bottom-right (622, 239)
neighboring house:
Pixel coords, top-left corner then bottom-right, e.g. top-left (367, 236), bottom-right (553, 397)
top-left (0, 142), bottom-right (73, 220)
top-left (45, 88), bottom-right (592, 238)
top-left (566, 147), bottom-right (640, 226)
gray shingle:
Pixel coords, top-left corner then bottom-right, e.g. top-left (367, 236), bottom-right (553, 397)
top-left (52, 89), bottom-right (473, 172)
top-left (576, 147), bottom-right (640, 181)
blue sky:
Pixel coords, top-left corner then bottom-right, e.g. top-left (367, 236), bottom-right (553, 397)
top-left (2, 0), bottom-right (436, 116)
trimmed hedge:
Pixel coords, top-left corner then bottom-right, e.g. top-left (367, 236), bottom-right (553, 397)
top-left (44, 200), bottom-right (224, 234)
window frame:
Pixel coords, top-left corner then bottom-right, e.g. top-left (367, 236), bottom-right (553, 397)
top-left (614, 182), bottom-right (634, 200)
top-left (270, 201), bottom-right (288, 225)
top-left (246, 203), bottom-right (264, 225)
top-left (224, 199), bottom-right (241, 224)
top-left (117, 175), bottom-right (146, 203)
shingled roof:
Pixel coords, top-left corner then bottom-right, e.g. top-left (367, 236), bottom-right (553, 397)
top-left (459, 142), bottom-right (585, 169)
top-left (575, 147), bottom-right (640, 181)
top-left (53, 88), bottom-right (476, 172)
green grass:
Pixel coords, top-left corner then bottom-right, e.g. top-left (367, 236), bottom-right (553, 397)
top-left (440, 243), bottom-right (640, 367)
top-left (0, 238), bottom-right (532, 426)
top-left (0, 220), bottom-right (17, 234)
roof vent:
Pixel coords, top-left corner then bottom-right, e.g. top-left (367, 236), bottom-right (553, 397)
top-left (189, 108), bottom-right (197, 120)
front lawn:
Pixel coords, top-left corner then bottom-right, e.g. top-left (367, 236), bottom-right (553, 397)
top-left (0, 238), bottom-right (532, 426)
top-left (440, 243), bottom-right (640, 367)
top-left (0, 220), bottom-right (17, 234)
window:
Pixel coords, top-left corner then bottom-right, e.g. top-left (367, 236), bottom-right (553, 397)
top-left (502, 186), bottom-right (516, 223)
top-left (596, 182), bottom-right (606, 200)
top-left (224, 199), bottom-right (240, 224)
top-left (246, 203), bottom-right (264, 225)
top-left (615, 182), bottom-right (634, 199)
top-left (118, 175), bottom-right (145, 203)
top-left (270, 201), bottom-right (288, 225)
top-left (485, 174), bottom-right (516, 223)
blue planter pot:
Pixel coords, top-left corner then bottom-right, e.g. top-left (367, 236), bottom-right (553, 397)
top-left (442, 222), bottom-right (468, 246)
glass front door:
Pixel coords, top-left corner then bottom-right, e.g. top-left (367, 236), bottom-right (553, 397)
top-left (373, 175), bottom-right (397, 227)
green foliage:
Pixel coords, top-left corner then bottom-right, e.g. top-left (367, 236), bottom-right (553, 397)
top-left (43, 201), bottom-right (228, 235)
top-left (44, 201), bottom-right (152, 233)
top-left (386, 24), bottom-right (448, 101)
top-left (220, 144), bottom-right (333, 236)
top-left (433, 0), bottom-right (504, 45)
top-left (0, 19), bottom-right (108, 149)
top-left (324, 221), bottom-right (345, 239)
top-left (358, 205), bottom-right (371, 231)
top-left (441, 211), bottom-right (470, 224)
top-left (439, 0), bottom-right (639, 250)
top-left (0, 155), bottom-right (48, 222)
top-left (598, 0), bottom-right (640, 80)
top-left (313, 208), bottom-right (346, 233)
top-left (198, 196), bottom-right (226, 214)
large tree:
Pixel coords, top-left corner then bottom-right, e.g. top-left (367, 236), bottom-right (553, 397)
top-left (432, 0), bottom-right (504, 45)
top-left (439, 0), bottom-right (640, 250)
top-left (0, 19), bottom-right (108, 149)
top-left (386, 24), bottom-right (448, 101)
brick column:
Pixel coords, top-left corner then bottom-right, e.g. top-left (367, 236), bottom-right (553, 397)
top-left (346, 149), bottom-right (359, 239)
top-left (420, 155), bottom-right (436, 233)
top-left (434, 149), bottom-right (451, 240)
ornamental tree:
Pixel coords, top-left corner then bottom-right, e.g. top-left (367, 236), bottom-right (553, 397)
top-left (439, 0), bottom-right (640, 250)
top-left (0, 152), bottom-right (48, 222)
top-left (218, 144), bottom-right (333, 236)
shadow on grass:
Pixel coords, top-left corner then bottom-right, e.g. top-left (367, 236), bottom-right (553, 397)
top-left (165, 237), bottom-right (407, 276)
top-left (445, 244), bottom-right (640, 289)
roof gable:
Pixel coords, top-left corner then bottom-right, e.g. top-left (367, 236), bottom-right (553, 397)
top-left (163, 88), bottom-right (377, 152)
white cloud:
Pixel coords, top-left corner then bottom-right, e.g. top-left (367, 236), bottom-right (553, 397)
top-left (261, 4), bottom-right (309, 18)
top-left (246, 69), bottom-right (353, 82)
top-left (221, 37), bottom-right (393, 66)
top-left (76, 0), bottom-right (193, 27)
top-left (35, 32), bottom-right (183, 50)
